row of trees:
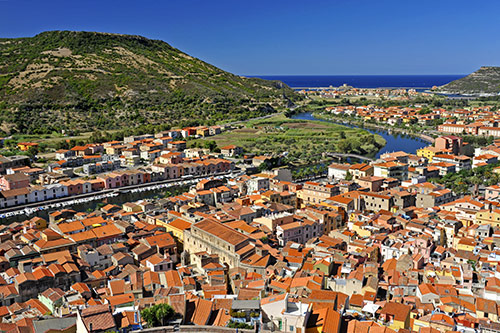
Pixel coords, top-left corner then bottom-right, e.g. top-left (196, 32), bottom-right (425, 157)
top-left (431, 162), bottom-right (500, 195)
top-left (292, 164), bottom-right (327, 180)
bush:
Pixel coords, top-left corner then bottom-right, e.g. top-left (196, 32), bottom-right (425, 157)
top-left (228, 321), bottom-right (253, 329)
top-left (230, 310), bottom-right (247, 318)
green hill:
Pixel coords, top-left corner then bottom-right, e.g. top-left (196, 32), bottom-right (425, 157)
top-left (436, 66), bottom-right (500, 96)
top-left (0, 31), bottom-right (297, 134)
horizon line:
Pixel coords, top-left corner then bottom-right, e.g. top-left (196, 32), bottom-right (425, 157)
top-left (243, 74), bottom-right (467, 77)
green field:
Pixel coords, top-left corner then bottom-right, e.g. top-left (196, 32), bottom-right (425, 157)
top-left (192, 114), bottom-right (386, 163)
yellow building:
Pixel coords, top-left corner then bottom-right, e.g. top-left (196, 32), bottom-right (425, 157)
top-left (30, 217), bottom-right (48, 230)
top-left (352, 221), bottom-right (371, 238)
top-left (313, 259), bottom-right (333, 275)
top-left (455, 237), bottom-right (476, 252)
top-left (476, 209), bottom-right (500, 227)
top-left (18, 142), bottom-right (39, 151)
top-left (305, 306), bottom-right (340, 333)
top-left (380, 302), bottom-right (411, 330)
top-left (122, 203), bottom-right (142, 213)
top-left (416, 146), bottom-right (444, 162)
top-left (164, 218), bottom-right (192, 244)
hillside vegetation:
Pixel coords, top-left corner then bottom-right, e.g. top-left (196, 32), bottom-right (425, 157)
top-left (192, 114), bottom-right (386, 165)
top-left (437, 66), bottom-right (500, 96)
top-left (0, 31), bottom-right (297, 134)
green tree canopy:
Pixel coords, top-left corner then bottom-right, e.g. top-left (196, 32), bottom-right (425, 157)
top-left (141, 303), bottom-right (176, 327)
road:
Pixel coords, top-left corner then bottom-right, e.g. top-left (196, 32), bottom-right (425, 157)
top-left (327, 152), bottom-right (375, 162)
top-left (2, 107), bottom-right (297, 217)
top-left (0, 171), bottom-right (238, 217)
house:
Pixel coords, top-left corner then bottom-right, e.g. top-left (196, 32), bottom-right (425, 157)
top-left (0, 173), bottom-right (30, 191)
top-left (246, 177), bottom-right (270, 193)
top-left (71, 145), bottom-right (92, 156)
top-left (145, 254), bottom-right (174, 272)
top-left (435, 135), bottom-right (463, 155)
top-left (379, 302), bottom-right (411, 330)
top-left (167, 141), bottom-right (187, 151)
top-left (230, 299), bottom-right (261, 328)
top-left (260, 293), bottom-right (308, 333)
top-left (328, 163), bottom-right (350, 180)
top-left (276, 219), bottom-right (321, 246)
top-left (297, 182), bottom-right (339, 206)
top-left (32, 318), bottom-right (76, 333)
top-left (373, 162), bottom-right (408, 181)
top-left (221, 145), bottom-right (243, 157)
top-left (18, 142), bottom-right (39, 151)
top-left (0, 155), bottom-right (30, 174)
top-left (476, 297), bottom-right (498, 322)
top-left (485, 185), bottom-right (500, 201)
top-left (252, 155), bottom-right (272, 167)
top-left (416, 189), bottom-right (453, 208)
top-left (417, 145), bottom-right (447, 162)
top-left (76, 304), bottom-right (116, 333)
top-left (164, 218), bottom-right (192, 245)
top-left (360, 192), bottom-right (393, 211)
top-left (356, 176), bottom-right (384, 192)
top-left (38, 288), bottom-right (66, 316)
top-left (416, 283), bottom-right (439, 304)
top-left (349, 163), bottom-right (373, 179)
top-left (433, 154), bottom-right (471, 172)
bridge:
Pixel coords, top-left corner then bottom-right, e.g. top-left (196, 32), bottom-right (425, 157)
top-left (326, 152), bottom-right (375, 162)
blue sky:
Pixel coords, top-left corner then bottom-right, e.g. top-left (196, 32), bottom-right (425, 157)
top-left (1, 0), bottom-right (499, 75)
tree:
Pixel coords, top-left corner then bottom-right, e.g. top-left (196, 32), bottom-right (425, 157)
top-left (204, 140), bottom-right (217, 151)
top-left (55, 140), bottom-right (70, 150)
top-left (27, 146), bottom-right (39, 158)
top-left (141, 304), bottom-right (176, 327)
top-left (439, 228), bottom-right (447, 247)
top-left (364, 134), bottom-right (376, 145)
top-left (337, 139), bottom-right (351, 153)
top-left (345, 171), bottom-right (353, 181)
top-left (470, 175), bottom-right (482, 196)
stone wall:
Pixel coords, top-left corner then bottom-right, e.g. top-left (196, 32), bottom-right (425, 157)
top-left (132, 326), bottom-right (258, 333)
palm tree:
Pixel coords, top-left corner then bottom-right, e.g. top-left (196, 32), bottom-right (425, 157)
top-left (470, 175), bottom-right (483, 196)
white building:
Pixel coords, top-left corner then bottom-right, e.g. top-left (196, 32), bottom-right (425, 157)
top-left (328, 163), bottom-right (350, 180)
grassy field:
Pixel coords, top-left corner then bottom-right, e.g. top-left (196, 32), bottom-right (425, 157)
top-left (192, 114), bottom-right (386, 163)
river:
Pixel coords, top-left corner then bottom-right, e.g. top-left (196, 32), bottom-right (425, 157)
top-left (3, 184), bottom-right (189, 224)
top-left (291, 112), bottom-right (429, 158)
top-left (5, 114), bottom-right (427, 223)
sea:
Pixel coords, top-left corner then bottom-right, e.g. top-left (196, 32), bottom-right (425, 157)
top-left (252, 75), bottom-right (464, 90)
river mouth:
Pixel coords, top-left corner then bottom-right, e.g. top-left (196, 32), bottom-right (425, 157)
top-left (291, 112), bottom-right (429, 158)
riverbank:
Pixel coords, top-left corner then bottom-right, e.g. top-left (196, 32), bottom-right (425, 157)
top-left (312, 112), bottom-right (435, 144)
top-left (193, 113), bottom-right (386, 165)
top-left (1, 171), bottom-right (238, 223)
top-left (290, 112), bottom-right (429, 158)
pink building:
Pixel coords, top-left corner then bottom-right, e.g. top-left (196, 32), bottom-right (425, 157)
top-left (0, 173), bottom-right (30, 191)
top-left (485, 185), bottom-right (500, 201)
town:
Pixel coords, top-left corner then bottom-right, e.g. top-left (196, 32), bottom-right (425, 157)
top-left (1, 105), bottom-right (500, 333)
top-left (298, 86), bottom-right (429, 100)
